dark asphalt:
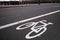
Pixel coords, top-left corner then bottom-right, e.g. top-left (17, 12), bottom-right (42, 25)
top-left (0, 3), bottom-right (60, 40)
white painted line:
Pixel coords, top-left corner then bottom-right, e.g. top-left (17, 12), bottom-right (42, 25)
top-left (0, 10), bottom-right (60, 29)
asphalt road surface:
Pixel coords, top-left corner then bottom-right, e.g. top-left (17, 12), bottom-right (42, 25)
top-left (0, 3), bottom-right (60, 40)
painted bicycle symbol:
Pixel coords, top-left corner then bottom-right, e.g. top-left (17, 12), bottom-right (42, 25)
top-left (16, 20), bottom-right (53, 39)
